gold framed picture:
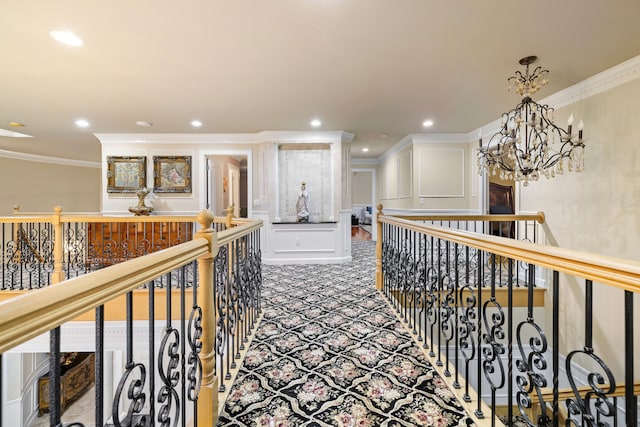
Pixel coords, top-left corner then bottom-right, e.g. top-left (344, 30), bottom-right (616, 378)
top-left (106, 156), bottom-right (146, 193)
top-left (153, 156), bottom-right (192, 193)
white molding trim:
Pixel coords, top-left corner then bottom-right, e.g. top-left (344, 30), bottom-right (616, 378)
top-left (380, 208), bottom-right (479, 215)
top-left (351, 157), bottom-right (379, 166)
top-left (0, 149), bottom-right (100, 168)
top-left (542, 53), bottom-right (640, 110)
top-left (468, 53), bottom-right (640, 142)
top-left (96, 130), bottom-right (355, 145)
top-left (417, 147), bottom-right (465, 198)
top-left (378, 133), bottom-right (469, 163)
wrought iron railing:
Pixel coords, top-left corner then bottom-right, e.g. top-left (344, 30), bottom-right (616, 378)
top-left (376, 206), bottom-right (639, 426)
top-left (2, 206), bottom-right (240, 290)
top-left (0, 208), bottom-right (262, 427)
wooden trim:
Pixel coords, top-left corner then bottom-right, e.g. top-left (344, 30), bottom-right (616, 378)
top-left (379, 214), bottom-right (640, 294)
top-left (390, 287), bottom-right (545, 308)
top-left (392, 212), bottom-right (545, 223)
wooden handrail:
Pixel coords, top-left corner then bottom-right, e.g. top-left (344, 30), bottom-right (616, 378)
top-left (379, 214), bottom-right (640, 294)
top-left (392, 212), bottom-right (546, 223)
top-left (539, 382), bottom-right (640, 400)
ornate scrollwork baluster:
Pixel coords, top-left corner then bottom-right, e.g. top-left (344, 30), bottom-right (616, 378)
top-left (440, 273), bottom-right (456, 376)
top-left (214, 245), bottom-right (229, 391)
top-left (187, 306), bottom-right (203, 401)
top-left (481, 296), bottom-right (506, 410)
top-left (565, 349), bottom-right (617, 426)
top-left (458, 282), bottom-right (477, 402)
top-left (515, 320), bottom-right (549, 426)
top-left (157, 328), bottom-right (180, 426)
top-left (112, 363), bottom-right (148, 427)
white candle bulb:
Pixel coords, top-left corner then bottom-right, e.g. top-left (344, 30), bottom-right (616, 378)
top-left (567, 114), bottom-right (574, 126)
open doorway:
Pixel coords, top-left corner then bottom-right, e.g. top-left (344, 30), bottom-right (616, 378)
top-left (206, 155), bottom-right (248, 218)
top-left (351, 168), bottom-right (377, 241)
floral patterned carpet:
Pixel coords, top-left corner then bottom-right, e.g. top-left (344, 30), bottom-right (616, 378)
top-left (217, 241), bottom-right (474, 426)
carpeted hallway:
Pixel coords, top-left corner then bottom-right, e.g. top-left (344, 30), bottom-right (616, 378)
top-left (217, 241), bottom-right (473, 426)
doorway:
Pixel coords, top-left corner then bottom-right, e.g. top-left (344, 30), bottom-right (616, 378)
top-left (351, 168), bottom-right (377, 241)
top-left (206, 155), bottom-right (248, 218)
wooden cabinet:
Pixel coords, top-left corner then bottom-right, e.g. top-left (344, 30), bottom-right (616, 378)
top-left (38, 352), bottom-right (95, 416)
top-left (87, 221), bottom-right (193, 268)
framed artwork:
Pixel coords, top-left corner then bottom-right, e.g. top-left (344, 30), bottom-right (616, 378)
top-left (106, 156), bottom-right (146, 193)
top-left (153, 156), bottom-right (192, 193)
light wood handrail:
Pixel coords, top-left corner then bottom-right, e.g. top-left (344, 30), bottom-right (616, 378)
top-left (392, 212), bottom-right (546, 223)
top-left (379, 214), bottom-right (640, 294)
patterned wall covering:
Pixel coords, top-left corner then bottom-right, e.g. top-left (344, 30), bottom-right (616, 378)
top-left (278, 146), bottom-right (331, 221)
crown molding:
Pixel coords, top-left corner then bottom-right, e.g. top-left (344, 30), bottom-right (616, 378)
top-left (467, 53), bottom-right (640, 142)
top-left (377, 133), bottom-right (470, 163)
top-left (541, 53), bottom-right (640, 110)
top-left (96, 130), bottom-right (355, 145)
top-left (0, 149), bottom-right (100, 168)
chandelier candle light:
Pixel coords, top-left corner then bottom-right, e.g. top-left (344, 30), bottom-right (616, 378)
top-left (477, 56), bottom-right (585, 186)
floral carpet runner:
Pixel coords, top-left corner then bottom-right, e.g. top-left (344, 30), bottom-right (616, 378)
top-left (217, 241), bottom-right (473, 426)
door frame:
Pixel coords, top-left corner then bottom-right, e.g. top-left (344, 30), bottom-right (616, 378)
top-left (200, 149), bottom-right (252, 218)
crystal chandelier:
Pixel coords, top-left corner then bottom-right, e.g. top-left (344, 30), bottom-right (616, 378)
top-left (477, 56), bottom-right (585, 186)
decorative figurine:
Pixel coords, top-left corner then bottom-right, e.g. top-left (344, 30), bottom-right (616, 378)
top-left (128, 187), bottom-right (154, 216)
top-left (296, 182), bottom-right (309, 222)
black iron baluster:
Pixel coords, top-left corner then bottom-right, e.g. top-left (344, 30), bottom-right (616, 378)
top-left (180, 265), bottom-right (187, 427)
top-left (95, 305), bottom-right (105, 427)
top-left (625, 290), bottom-right (636, 426)
top-left (49, 327), bottom-right (62, 427)
top-left (113, 291), bottom-right (147, 426)
top-left (552, 270), bottom-right (559, 427)
top-left (187, 260), bottom-right (203, 425)
top-left (436, 237), bottom-right (443, 367)
top-left (565, 279), bottom-right (617, 426)
top-left (158, 271), bottom-right (181, 426)
top-left (475, 250), bottom-right (484, 418)
top-left (507, 258), bottom-right (514, 426)
top-left (452, 242), bottom-right (460, 388)
top-left (482, 251), bottom-right (506, 425)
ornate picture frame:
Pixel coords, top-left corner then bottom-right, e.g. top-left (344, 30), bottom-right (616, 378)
top-left (106, 156), bottom-right (146, 193)
top-left (153, 156), bottom-right (192, 193)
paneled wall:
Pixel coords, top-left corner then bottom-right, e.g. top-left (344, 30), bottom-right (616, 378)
top-left (377, 138), bottom-right (478, 213)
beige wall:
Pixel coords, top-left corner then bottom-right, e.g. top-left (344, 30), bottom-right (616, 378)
top-left (520, 77), bottom-right (640, 377)
top-left (0, 157), bottom-right (100, 215)
top-left (352, 170), bottom-right (373, 205)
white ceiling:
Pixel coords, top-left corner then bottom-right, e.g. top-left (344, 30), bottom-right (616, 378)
top-left (1, 1), bottom-right (640, 162)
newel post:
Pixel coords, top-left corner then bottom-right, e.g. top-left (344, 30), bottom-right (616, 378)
top-left (195, 209), bottom-right (219, 426)
top-left (225, 205), bottom-right (235, 229)
top-left (51, 206), bottom-right (65, 284)
top-left (376, 204), bottom-right (384, 291)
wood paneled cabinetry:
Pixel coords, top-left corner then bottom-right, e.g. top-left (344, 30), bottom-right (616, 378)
top-left (87, 221), bottom-right (193, 268)
top-left (38, 352), bottom-right (95, 416)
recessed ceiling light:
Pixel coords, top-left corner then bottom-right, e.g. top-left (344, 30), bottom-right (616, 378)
top-left (362, 148), bottom-right (369, 152)
top-left (75, 119), bottom-right (90, 128)
top-left (50, 30), bottom-right (84, 47)
top-left (191, 120), bottom-right (203, 127)
top-left (136, 120), bottom-right (153, 127)
top-left (9, 122), bottom-right (25, 127)
top-left (422, 119), bottom-right (434, 128)
top-left (379, 133), bottom-right (388, 138)
top-left (310, 119), bottom-right (322, 127)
